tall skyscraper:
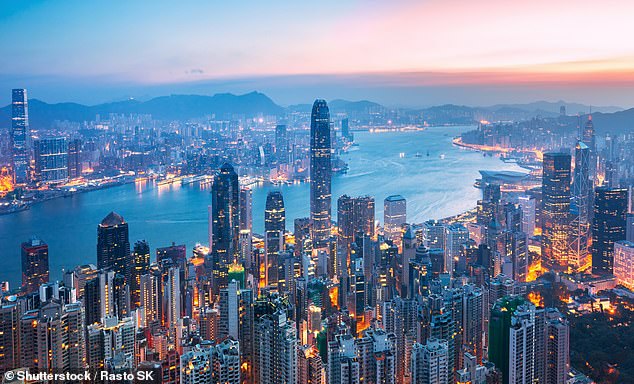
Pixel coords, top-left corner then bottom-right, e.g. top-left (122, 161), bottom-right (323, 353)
top-left (97, 212), bottom-right (131, 280)
top-left (541, 152), bottom-right (571, 271)
top-left (310, 99), bottom-right (332, 249)
top-left (239, 187), bottom-right (253, 266)
top-left (582, 115), bottom-right (596, 180)
top-left (338, 195), bottom-right (375, 258)
top-left (568, 141), bottom-right (592, 272)
top-left (254, 308), bottom-right (298, 384)
top-left (545, 309), bottom-right (570, 384)
top-left (21, 236), bottom-right (49, 294)
top-left (130, 240), bottom-right (150, 309)
top-left (34, 137), bottom-right (68, 183)
top-left (384, 195), bottom-right (407, 244)
top-left (341, 118), bottom-right (351, 140)
top-left (592, 187), bottom-right (628, 275)
top-left (211, 163), bottom-right (240, 290)
top-left (11, 89), bottom-right (30, 185)
top-left (264, 191), bottom-right (285, 289)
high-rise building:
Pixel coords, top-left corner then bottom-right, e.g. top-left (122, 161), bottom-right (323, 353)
top-left (327, 334), bottom-right (360, 384)
top-left (239, 187), bottom-right (253, 267)
top-left (34, 137), bottom-right (68, 183)
top-left (518, 195), bottom-right (536, 236)
top-left (130, 240), bottom-right (150, 309)
top-left (338, 195), bottom-right (375, 258)
top-left (592, 187), bottom-right (628, 275)
top-left (275, 124), bottom-right (289, 163)
top-left (627, 213), bottom-right (634, 242)
top-left (11, 89), bottom-right (30, 185)
top-left (411, 338), bottom-right (449, 384)
top-left (614, 241), bottom-right (634, 290)
top-left (541, 152), bottom-right (571, 271)
top-left (211, 163), bottom-right (240, 290)
top-left (310, 99), bottom-right (332, 249)
top-left (298, 344), bottom-right (323, 384)
top-left (568, 141), bottom-right (592, 272)
top-left (219, 280), bottom-right (240, 340)
top-left (67, 138), bottom-right (82, 179)
top-left (21, 236), bottom-right (49, 294)
top-left (180, 343), bottom-right (213, 384)
top-left (545, 309), bottom-right (570, 384)
top-left (211, 339), bottom-right (241, 384)
top-left (0, 303), bottom-right (20, 372)
top-left (341, 118), bottom-right (351, 140)
top-left (385, 195), bottom-right (407, 245)
top-left (254, 308), bottom-right (298, 384)
top-left (97, 212), bottom-right (131, 281)
top-left (444, 224), bottom-right (469, 274)
top-left (264, 190), bottom-right (285, 289)
top-left (582, 115), bottom-right (596, 180)
top-left (488, 297), bottom-right (551, 384)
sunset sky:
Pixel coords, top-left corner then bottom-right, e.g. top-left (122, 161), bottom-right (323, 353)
top-left (2, 0), bottom-right (634, 106)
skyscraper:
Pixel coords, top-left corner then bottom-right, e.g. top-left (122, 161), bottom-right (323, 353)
top-left (341, 118), bottom-right (351, 141)
top-left (11, 89), bottom-right (30, 185)
top-left (582, 115), bottom-right (596, 180)
top-left (569, 141), bottom-right (592, 272)
top-left (541, 152), bottom-right (571, 271)
top-left (411, 339), bottom-right (449, 384)
top-left (264, 190), bottom-right (285, 289)
top-left (310, 99), bottom-right (332, 249)
top-left (130, 240), bottom-right (150, 309)
top-left (67, 138), bottom-right (82, 179)
top-left (614, 241), bottom-right (634, 290)
top-left (275, 124), bottom-right (288, 163)
top-left (592, 187), bottom-right (628, 275)
top-left (337, 195), bottom-right (375, 257)
top-left (384, 195), bottom-right (407, 245)
top-left (97, 212), bottom-right (131, 280)
top-left (518, 195), bottom-right (536, 236)
top-left (211, 163), bottom-right (240, 290)
top-left (34, 137), bottom-right (68, 183)
top-left (21, 236), bottom-right (49, 294)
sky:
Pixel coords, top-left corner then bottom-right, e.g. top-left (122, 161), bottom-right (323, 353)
top-left (1, 0), bottom-right (634, 107)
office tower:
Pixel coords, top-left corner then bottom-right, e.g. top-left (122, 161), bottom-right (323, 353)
top-left (21, 236), bottom-right (49, 294)
top-left (310, 99), bottom-right (332, 249)
top-left (444, 224), bottom-right (469, 274)
top-left (140, 270), bottom-right (161, 326)
top-left (328, 334), bottom-right (360, 384)
top-left (489, 297), bottom-right (543, 384)
top-left (130, 240), bottom-right (150, 309)
top-left (34, 137), bottom-right (68, 183)
top-left (239, 187), bottom-right (254, 267)
top-left (212, 339), bottom-right (241, 384)
top-left (254, 308), bottom-right (298, 384)
top-left (614, 241), bottom-right (634, 290)
top-left (11, 89), bottom-right (30, 184)
top-left (582, 115), bottom-right (596, 180)
top-left (264, 190), bottom-right (285, 289)
top-left (592, 187), bottom-right (628, 275)
top-left (518, 195), bottom-right (536, 236)
top-left (97, 211), bottom-right (131, 279)
top-left (545, 309), bottom-right (570, 384)
top-left (385, 195), bottom-right (407, 245)
top-left (411, 338), bottom-right (449, 384)
top-left (180, 343), bottom-right (213, 384)
top-left (67, 138), bottom-right (81, 179)
top-left (508, 231), bottom-right (528, 282)
top-left (275, 124), bottom-right (288, 163)
top-left (298, 344), bottom-right (323, 384)
top-left (569, 141), bottom-right (592, 272)
top-left (627, 214), bottom-right (634, 242)
top-left (0, 303), bottom-right (20, 372)
top-left (211, 163), bottom-right (240, 290)
top-left (541, 152), bottom-right (571, 271)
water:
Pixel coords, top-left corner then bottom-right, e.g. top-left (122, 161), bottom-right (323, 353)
top-left (0, 126), bottom-right (525, 287)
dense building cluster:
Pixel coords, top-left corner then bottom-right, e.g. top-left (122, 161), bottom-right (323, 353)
top-left (2, 96), bottom-right (633, 384)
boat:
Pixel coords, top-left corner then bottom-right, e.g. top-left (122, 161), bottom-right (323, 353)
top-left (439, 154), bottom-right (446, 159)
top-left (415, 152), bottom-right (423, 158)
top-left (426, 150), bottom-right (430, 157)
top-left (0, 200), bottom-right (30, 215)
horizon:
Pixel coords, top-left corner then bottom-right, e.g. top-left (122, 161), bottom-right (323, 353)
top-left (3, 1), bottom-right (634, 106)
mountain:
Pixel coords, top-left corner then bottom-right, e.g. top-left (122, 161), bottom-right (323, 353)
top-left (484, 100), bottom-right (623, 114)
top-left (584, 108), bottom-right (634, 133)
top-left (0, 91), bottom-right (284, 129)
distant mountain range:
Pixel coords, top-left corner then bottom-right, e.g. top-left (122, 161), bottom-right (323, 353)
top-left (0, 91), bottom-right (631, 132)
